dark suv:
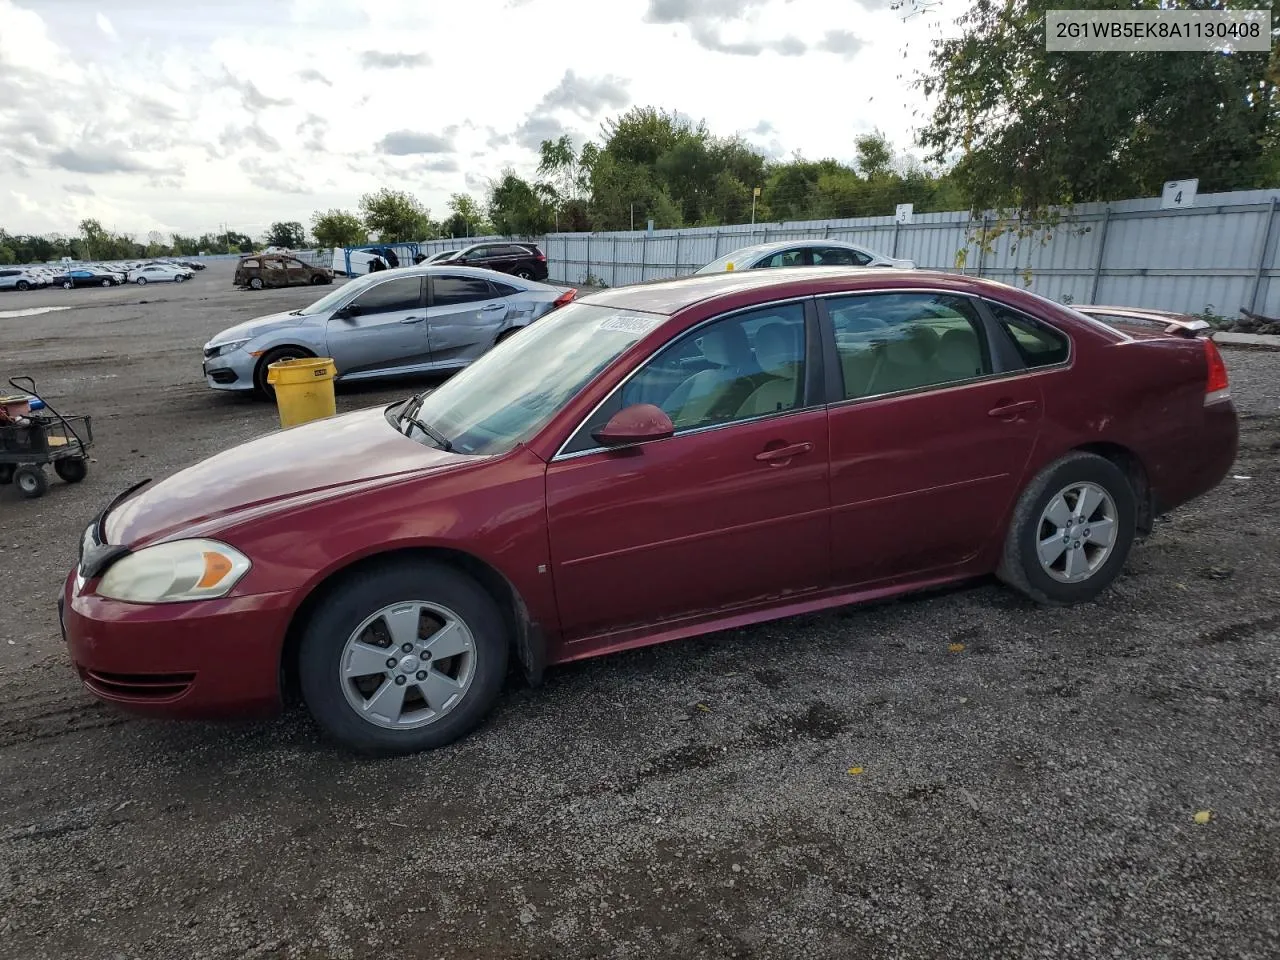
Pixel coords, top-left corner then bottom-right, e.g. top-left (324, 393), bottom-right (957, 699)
top-left (444, 242), bottom-right (548, 280)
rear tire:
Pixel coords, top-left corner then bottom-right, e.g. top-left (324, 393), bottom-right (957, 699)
top-left (101, 279), bottom-right (111, 287)
top-left (62, 281), bottom-right (73, 290)
top-left (174, 274), bottom-right (185, 283)
top-left (515, 268), bottom-right (534, 280)
top-left (54, 458), bottom-right (88, 483)
top-left (135, 277), bottom-right (147, 285)
top-left (298, 560), bottom-right (510, 756)
top-left (997, 452), bottom-right (1136, 606)
top-left (15, 280), bottom-right (29, 291)
top-left (13, 466), bottom-right (48, 499)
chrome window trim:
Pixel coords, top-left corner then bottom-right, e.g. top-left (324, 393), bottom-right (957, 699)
top-left (549, 294), bottom-right (817, 462)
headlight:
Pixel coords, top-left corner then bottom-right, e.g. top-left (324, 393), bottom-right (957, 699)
top-left (97, 539), bottom-right (251, 604)
top-left (204, 339), bottom-right (250, 359)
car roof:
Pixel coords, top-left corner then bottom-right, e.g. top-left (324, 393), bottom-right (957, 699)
top-left (578, 266), bottom-right (1016, 316)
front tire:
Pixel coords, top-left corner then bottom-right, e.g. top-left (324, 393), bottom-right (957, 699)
top-left (298, 560), bottom-right (510, 756)
top-left (54, 458), bottom-right (88, 483)
top-left (62, 281), bottom-right (73, 290)
top-left (101, 279), bottom-right (111, 287)
top-left (252, 345), bottom-right (309, 399)
top-left (174, 274), bottom-right (185, 283)
top-left (249, 277), bottom-right (264, 290)
top-left (997, 452), bottom-right (1136, 606)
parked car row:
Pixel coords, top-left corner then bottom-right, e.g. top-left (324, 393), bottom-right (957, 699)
top-left (0, 257), bottom-right (203, 291)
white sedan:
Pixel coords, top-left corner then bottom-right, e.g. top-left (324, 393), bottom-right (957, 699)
top-left (128, 264), bottom-right (192, 285)
top-left (695, 238), bottom-right (914, 274)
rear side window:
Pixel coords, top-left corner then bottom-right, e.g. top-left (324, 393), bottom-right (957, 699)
top-left (241, 259), bottom-right (259, 268)
top-left (433, 276), bottom-right (494, 306)
top-left (490, 281), bottom-right (521, 297)
top-left (987, 303), bottom-right (1070, 368)
top-left (827, 292), bottom-right (991, 400)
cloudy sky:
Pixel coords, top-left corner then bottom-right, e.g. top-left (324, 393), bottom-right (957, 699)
top-left (0, 0), bottom-right (952, 238)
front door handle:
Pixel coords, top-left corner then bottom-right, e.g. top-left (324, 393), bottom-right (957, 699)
top-left (399, 316), bottom-right (424, 324)
top-left (755, 441), bottom-right (813, 463)
top-left (481, 302), bottom-right (506, 312)
top-left (987, 399), bottom-right (1039, 419)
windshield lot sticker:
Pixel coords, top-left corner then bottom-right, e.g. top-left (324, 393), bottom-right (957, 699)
top-left (600, 315), bottom-right (661, 335)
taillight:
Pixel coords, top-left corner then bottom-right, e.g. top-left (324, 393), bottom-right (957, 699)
top-left (550, 288), bottom-right (577, 311)
top-left (1204, 338), bottom-right (1230, 404)
top-left (536, 252), bottom-right (547, 262)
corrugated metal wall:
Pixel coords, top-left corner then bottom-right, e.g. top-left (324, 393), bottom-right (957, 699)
top-left (481, 188), bottom-right (1280, 316)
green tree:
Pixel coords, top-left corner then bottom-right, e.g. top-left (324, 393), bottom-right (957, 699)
top-left (358, 188), bottom-right (432, 242)
top-left (918, 0), bottom-right (1279, 223)
top-left (264, 221), bottom-right (306, 248)
top-left (854, 131), bottom-right (895, 181)
top-left (0, 245), bottom-right (14, 265)
top-left (310, 210), bottom-right (368, 248)
top-left (486, 171), bottom-right (554, 235)
top-left (441, 194), bottom-right (490, 237)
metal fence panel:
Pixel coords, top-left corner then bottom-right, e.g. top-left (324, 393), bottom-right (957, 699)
top-left (495, 188), bottom-right (1279, 316)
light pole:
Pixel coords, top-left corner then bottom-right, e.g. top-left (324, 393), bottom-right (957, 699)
top-left (751, 186), bottom-right (760, 226)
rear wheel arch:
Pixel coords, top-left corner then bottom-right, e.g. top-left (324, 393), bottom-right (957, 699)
top-left (1071, 441), bottom-right (1154, 535)
top-left (278, 546), bottom-right (544, 707)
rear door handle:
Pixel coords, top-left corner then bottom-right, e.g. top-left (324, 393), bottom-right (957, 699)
top-left (755, 441), bottom-right (813, 462)
top-left (399, 315), bottom-right (424, 324)
top-left (987, 399), bottom-right (1039, 419)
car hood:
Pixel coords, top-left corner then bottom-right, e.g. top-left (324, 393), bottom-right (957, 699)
top-left (207, 311), bottom-right (310, 346)
top-left (105, 406), bottom-right (477, 546)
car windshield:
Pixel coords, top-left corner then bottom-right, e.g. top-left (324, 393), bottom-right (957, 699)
top-left (297, 273), bottom-right (375, 315)
top-left (693, 244), bottom-right (771, 274)
top-left (408, 302), bottom-right (665, 456)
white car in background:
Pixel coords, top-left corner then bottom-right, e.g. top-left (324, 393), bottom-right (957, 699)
top-left (0, 268), bottom-right (48, 291)
top-left (128, 263), bottom-right (192, 285)
top-left (695, 238), bottom-right (915, 274)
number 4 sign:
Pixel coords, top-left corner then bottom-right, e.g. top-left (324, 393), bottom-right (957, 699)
top-left (1161, 179), bottom-right (1198, 210)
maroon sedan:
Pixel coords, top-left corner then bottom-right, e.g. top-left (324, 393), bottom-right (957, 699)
top-left (60, 269), bottom-right (1238, 755)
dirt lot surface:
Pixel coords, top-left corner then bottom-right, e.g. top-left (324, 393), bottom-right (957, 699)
top-left (1, 261), bottom-right (1278, 960)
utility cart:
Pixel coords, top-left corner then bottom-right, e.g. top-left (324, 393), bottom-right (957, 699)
top-left (0, 377), bottom-right (93, 500)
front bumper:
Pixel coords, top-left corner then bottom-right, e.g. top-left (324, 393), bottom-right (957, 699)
top-left (61, 571), bottom-right (295, 719)
top-left (202, 349), bottom-right (256, 391)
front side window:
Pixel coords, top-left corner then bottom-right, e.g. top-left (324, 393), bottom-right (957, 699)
top-left (349, 276), bottom-right (422, 313)
top-left (827, 292), bottom-right (991, 400)
top-left (561, 302), bottom-right (809, 455)
top-left (432, 276), bottom-right (493, 306)
top-left (410, 303), bottom-right (665, 456)
top-left (263, 260), bottom-right (284, 271)
top-left (988, 302), bottom-right (1070, 368)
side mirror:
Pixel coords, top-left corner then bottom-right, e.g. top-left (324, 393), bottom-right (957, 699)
top-left (335, 304), bottom-right (359, 319)
top-left (591, 403), bottom-right (675, 448)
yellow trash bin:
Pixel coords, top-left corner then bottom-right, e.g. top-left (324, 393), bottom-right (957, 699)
top-left (266, 357), bottom-right (337, 429)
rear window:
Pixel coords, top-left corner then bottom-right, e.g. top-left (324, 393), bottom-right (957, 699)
top-left (988, 302), bottom-right (1070, 368)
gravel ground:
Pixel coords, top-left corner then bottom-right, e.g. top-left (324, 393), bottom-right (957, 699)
top-left (1, 261), bottom-right (1278, 960)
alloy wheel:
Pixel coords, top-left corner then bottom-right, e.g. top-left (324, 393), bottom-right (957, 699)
top-left (338, 601), bottom-right (476, 729)
top-left (1036, 481), bottom-right (1118, 583)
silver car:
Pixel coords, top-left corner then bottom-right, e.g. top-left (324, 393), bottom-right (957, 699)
top-left (694, 238), bottom-right (915, 274)
top-left (202, 264), bottom-right (577, 396)
top-left (0, 268), bottom-right (47, 291)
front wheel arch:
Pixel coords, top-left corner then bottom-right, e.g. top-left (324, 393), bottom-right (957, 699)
top-left (278, 546), bottom-right (543, 707)
top-left (252, 344), bottom-right (316, 398)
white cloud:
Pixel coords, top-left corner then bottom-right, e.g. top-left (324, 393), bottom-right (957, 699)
top-left (0, 0), bottom-right (950, 236)
top-left (94, 11), bottom-right (117, 40)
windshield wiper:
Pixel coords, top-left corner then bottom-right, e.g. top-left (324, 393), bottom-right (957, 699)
top-left (397, 396), bottom-right (452, 451)
top-left (288, 309), bottom-right (303, 316)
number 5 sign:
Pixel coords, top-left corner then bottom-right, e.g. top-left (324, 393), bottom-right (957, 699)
top-left (895, 203), bottom-right (914, 224)
top-left (1161, 179), bottom-right (1198, 210)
